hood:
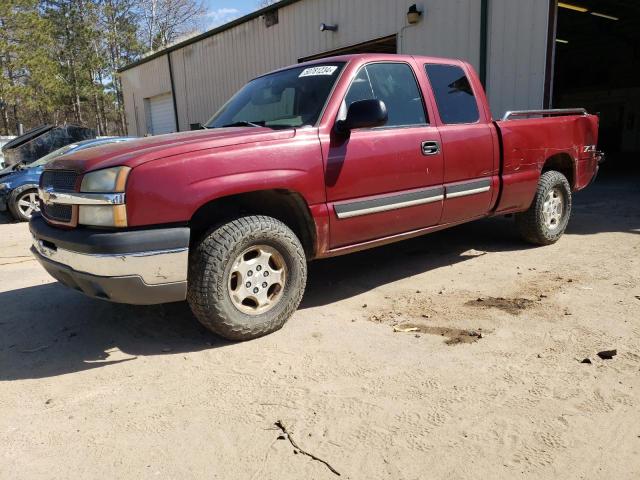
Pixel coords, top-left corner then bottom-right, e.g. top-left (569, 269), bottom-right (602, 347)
top-left (45, 127), bottom-right (296, 173)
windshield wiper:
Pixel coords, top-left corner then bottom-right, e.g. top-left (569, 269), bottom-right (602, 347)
top-left (220, 120), bottom-right (265, 128)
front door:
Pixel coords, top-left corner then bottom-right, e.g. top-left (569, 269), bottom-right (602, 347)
top-left (321, 61), bottom-right (444, 249)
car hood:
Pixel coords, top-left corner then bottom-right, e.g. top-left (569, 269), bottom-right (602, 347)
top-left (45, 127), bottom-right (297, 173)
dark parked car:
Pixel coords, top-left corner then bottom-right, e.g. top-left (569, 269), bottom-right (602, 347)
top-left (1, 124), bottom-right (95, 167)
top-left (0, 137), bottom-right (135, 221)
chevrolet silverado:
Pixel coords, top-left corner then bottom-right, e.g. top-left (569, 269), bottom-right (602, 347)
top-left (30, 54), bottom-right (601, 340)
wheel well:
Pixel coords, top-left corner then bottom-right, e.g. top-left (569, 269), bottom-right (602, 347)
top-left (542, 153), bottom-right (574, 188)
top-left (189, 190), bottom-right (317, 257)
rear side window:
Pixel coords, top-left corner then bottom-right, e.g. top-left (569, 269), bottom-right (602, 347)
top-left (341, 63), bottom-right (427, 127)
top-left (425, 64), bottom-right (479, 124)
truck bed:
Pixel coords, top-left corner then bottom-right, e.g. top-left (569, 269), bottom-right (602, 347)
top-left (494, 111), bottom-right (600, 214)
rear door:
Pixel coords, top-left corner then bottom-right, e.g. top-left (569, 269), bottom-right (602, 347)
top-left (321, 61), bottom-right (444, 248)
top-left (423, 63), bottom-right (498, 223)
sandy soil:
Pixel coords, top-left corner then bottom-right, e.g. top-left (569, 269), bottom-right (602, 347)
top-left (1, 172), bottom-right (639, 479)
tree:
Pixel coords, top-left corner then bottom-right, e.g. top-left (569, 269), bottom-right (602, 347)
top-left (138, 0), bottom-right (206, 51)
top-left (98, 0), bottom-right (144, 134)
top-left (0, 0), bottom-right (209, 135)
top-left (0, 0), bottom-right (59, 135)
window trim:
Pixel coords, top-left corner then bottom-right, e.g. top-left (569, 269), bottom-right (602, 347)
top-left (336, 61), bottom-right (431, 131)
top-left (424, 63), bottom-right (481, 126)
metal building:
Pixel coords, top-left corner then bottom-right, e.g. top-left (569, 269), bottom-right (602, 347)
top-left (119, 0), bottom-right (640, 164)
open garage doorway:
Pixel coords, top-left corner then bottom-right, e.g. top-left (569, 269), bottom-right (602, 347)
top-left (299, 35), bottom-right (397, 63)
top-left (552, 1), bottom-right (640, 170)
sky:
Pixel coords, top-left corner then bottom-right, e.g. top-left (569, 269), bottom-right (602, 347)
top-left (202, 0), bottom-right (272, 30)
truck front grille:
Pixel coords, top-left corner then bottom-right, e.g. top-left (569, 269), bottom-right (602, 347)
top-left (42, 204), bottom-right (73, 223)
top-left (41, 170), bottom-right (79, 192)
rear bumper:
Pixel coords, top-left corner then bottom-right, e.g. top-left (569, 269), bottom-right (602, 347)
top-left (29, 214), bottom-right (189, 305)
top-left (585, 151), bottom-right (604, 188)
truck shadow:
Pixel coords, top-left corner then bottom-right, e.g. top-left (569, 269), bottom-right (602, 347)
top-left (302, 216), bottom-right (528, 308)
top-left (0, 286), bottom-right (227, 381)
top-left (1, 171), bottom-right (637, 381)
top-left (0, 218), bottom-right (525, 381)
top-left (565, 168), bottom-right (640, 236)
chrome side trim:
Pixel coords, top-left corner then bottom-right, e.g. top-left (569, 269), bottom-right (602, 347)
top-left (39, 187), bottom-right (125, 206)
top-left (337, 196), bottom-right (444, 218)
top-left (501, 108), bottom-right (587, 121)
top-left (446, 185), bottom-right (491, 198)
top-left (32, 237), bottom-right (187, 285)
top-left (445, 178), bottom-right (492, 199)
top-left (335, 187), bottom-right (444, 219)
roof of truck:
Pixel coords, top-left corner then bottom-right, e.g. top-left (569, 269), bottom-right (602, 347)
top-left (256, 53), bottom-right (467, 80)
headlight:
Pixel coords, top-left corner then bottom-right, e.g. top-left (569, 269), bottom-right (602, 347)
top-left (81, 166), bottom-right (130, 193)
top-left (78, 166), bottom-right (130, 227)
top-left (78, 205), bottom-right (128, 227)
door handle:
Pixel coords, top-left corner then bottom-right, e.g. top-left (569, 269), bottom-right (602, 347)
top-left (421, 141), bottom-right (440, 156)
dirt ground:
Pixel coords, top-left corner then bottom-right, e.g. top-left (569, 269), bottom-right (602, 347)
top-left (1, 171), bottom-right (639, 479)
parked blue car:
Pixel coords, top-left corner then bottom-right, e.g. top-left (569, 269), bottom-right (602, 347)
top-left (0, 137), bottom-right (135, 221)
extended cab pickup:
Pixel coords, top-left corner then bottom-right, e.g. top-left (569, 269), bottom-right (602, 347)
top-left (30, 54), bottom-right (601, 340)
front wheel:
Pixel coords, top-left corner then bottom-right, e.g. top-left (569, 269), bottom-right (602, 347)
top-left (515, 170), bottom-right (572, 245)
top-left (9, 186), bottom-right (40, 222)
top-left (187, 215), bottom-right (307, 341)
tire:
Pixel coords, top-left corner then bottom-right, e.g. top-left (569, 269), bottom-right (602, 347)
top-left (8, 185), bottom-right (40, 222)
top-left (187, 215), bottom-right (307, 341)
top-left (515, 170), bottom-right (572, 245)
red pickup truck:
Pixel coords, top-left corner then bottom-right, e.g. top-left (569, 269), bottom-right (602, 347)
top-left (30, 54), bottom-right (601, 340)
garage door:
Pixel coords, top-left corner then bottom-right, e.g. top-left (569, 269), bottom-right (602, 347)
top-left (145, 93), bottom-right (176, 135)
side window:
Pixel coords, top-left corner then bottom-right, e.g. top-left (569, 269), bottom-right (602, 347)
top-left (425, 64), bottom-right (479, 124)
top-left (340, 63), bottom-right (427, 127)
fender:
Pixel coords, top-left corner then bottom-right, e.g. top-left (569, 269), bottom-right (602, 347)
top-left (187, 169), bottom-right (315, 215)
top-left (125, 164), bottom-right (325, 227)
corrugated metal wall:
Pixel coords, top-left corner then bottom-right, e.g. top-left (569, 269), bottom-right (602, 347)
top-left (486, 0), bottom-right (550, 119)
top-left (121, 0), bottom-right (550, 135)
top-left (120, 55), bottom-right (171, 136)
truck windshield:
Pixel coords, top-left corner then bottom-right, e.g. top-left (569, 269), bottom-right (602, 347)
top-left (205, 63), bottom-right (345, 129)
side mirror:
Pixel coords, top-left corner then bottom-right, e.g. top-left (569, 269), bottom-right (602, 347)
top-left (336, 99), bottom-right (388, 134)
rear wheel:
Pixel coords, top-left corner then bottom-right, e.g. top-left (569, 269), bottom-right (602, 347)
top-left (187, 215), bottom-right (307, 341)
top-left (515, 170), bottom-right (572, 245)
top-left (8, 186), bottom-right (40, 222)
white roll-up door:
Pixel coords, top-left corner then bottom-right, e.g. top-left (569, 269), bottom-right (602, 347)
top-left (145, 93), bottom-right (176, 135)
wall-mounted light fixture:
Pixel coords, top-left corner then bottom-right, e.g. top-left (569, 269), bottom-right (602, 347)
top-left (407, 4), bottom-right (423, 24)
top-left (320, 23), bottom-right (338, 32)
top-left (399, 4), bottom-right (423, 53)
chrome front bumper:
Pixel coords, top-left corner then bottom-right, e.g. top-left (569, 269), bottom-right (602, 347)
top-left (32, 238), bottom-right (188, 285)
top-left (29, 214), bottom-right (189, 305)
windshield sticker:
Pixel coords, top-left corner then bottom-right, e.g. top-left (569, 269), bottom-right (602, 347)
top-left (299, 66), bottom-right (338, 77)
